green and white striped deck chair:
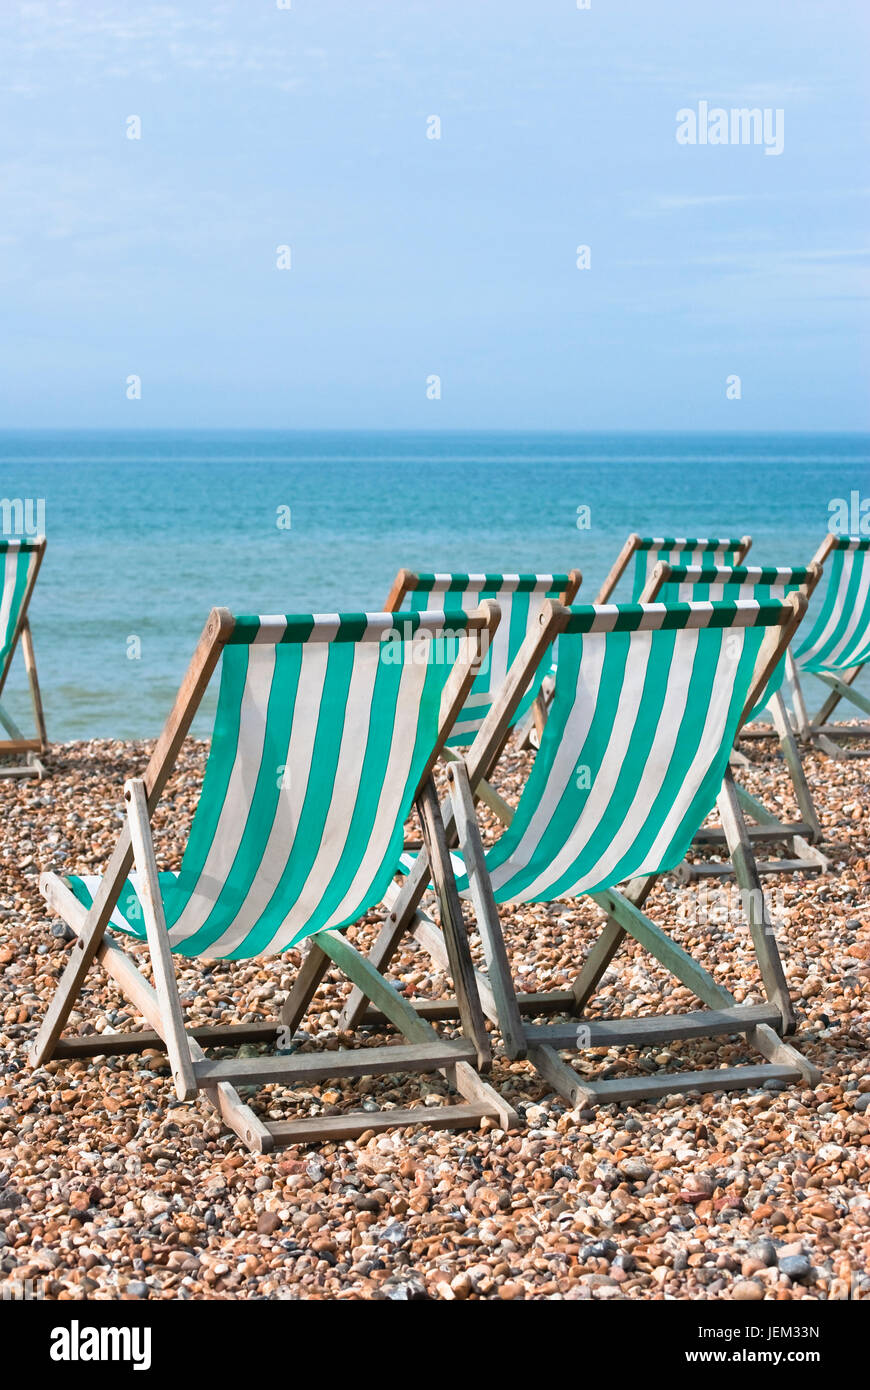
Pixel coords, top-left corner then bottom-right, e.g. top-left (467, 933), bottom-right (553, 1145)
top-left (788, 536), bottom-right (870, 758)
top-left (346, 595), bottom-right (819, 1105)
top-left (34, 605), bottom-right (516, 1151)
top-left (387, 570), bottom-right (582, 746)
top-left (595, 533), bottom-right (752, 604)
top-left (639, 563), bottom-right (827, 878)
top-left (0, 537), bottom-right (47, 777)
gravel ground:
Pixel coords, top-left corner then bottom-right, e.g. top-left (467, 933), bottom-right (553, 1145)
top-left (0, 729), bottom-right (867, 1301)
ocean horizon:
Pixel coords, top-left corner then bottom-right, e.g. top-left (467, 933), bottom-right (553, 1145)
top-left (2, 428), bottom-right (868, 740)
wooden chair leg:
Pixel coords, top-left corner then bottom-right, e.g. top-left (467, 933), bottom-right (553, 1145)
top-left (570, 876), bottom-right (655, 1011)
top-left (417, 779), bottom-right (490, 1069)
top-left (125, 779), bottom-right (196, 1100)
top-left (769, 690), bottom-right (822, 840)
top-left (716, 769), bottom-right (795, 1031)
top-left (446, 759), bottom-right (526, 1059)
top-left (20, 618), bottom-right (47, 749)
top-left (279, 940), bottom-right (331, 1032)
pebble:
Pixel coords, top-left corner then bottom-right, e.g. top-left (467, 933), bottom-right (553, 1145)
top-left (0, 735), bottom-right (867, 1302)
top-left (732, 1280), bottom-right (764, 1301)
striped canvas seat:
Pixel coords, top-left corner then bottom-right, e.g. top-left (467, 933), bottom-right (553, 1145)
top-left (627, 537), bottom-right (750, 602)
top-left (793, 539), bottom-right (870, 674)
top-left (369, 591), bottom-right (819, 1106)
top-left (0, 539), bottom-right (43, 680)
top-left (472, 600), bottom-right (789, 904)
top-left (0, 536), bottom-right (48, 775)
top-left (66, 609), bottom-right (484, 959)
top-left (654, 565), bottom-right (812, 716)
top-left (396, 572), bottom-right (579, 746)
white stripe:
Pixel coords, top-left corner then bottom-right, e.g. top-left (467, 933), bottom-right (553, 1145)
top-left (798, 551), bottom-right (853, 666)
top-left (488, 634), bottom-right (608, 892)
top-left (314, 645), bottom-right (434, 937)
top-left (515, 627), bottom-right (700, 901)
top-left (633, 628), bottom-right (747, 875)
top-left (184, 642), bottom-right (329, 954)
top-left (251, 641), bottom-right (383, 954)
top-left (166, 644), bottom-right (281, 946)
top-left (817, 553), bottom-right (870, 669)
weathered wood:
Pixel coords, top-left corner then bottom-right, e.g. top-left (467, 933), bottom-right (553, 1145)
top-left (416, 778), bottom-right (490, 1067)
top-left (715, 769), bottom-right (794, 1031)
top-left (678, 857), bottom-right (824, 881)
top-left (812, 671), bottom-right (870, 720)
top-left (19, 618), bottom-right (47, 749)
top-left (769, 690), bottom-right (822, 840)
top-left (53, 1019), bottom-right (280, 1058)
top-left (594, 533), bottom-right (641, 604)
top-left (527, 1044), bottom-right (596, 1107)
top-left (124, 778), bottom-right (196, 1100)
top-left (266, 1102), bottom-right (490, 1148)
top-left (194, 1038), bottom-right (476, 1087)
top-left (278, 939), bottom-right (331, 1032)
top-left (570, 876), bottom-right (655, 1011)
top-left (576, 1063), bottom-right (801, 1107)
top-left (447, 758), bottom-right (526, 1058)
top-left (524, 1003), bottom-right (780, 1049)
top-left (361, 988), bottom-right (576, 1026)
top-left (750, 1022), bottom-right (821, 1085)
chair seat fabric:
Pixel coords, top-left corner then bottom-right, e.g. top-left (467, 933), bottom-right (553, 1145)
top-left (793, 539), bottom-right (870, 674)
top-left (65, 609), bottom-right (476, 959)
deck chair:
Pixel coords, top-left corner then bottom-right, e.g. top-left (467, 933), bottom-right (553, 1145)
top-left (523, 537), bottom-right (753, 747)
top-left (342, 595), bottom-right (820, 1104)
top-left (0, 537), bottom-right (47, 777)
top-left (639, 563), bottom-right (827, 879)
top-left (595, 533), bottom-right (752, 603)
top-left (787, 536), bottom-right (870, 759)
top-left (387, 570), bottom-right (581, 819)
top-left (33, 605), bottom-right (517, 1151)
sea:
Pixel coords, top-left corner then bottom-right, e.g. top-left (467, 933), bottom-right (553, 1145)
top-left (1, 430), bottom-right (868, 740)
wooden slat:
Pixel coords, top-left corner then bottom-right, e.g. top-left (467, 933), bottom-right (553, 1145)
top-left (267, 1102), bottom-right (489, 1147)
top-left (193, 1038), bottom-right (476, 1087)
top-left (124, 778), bottom-right (196, 1100)
top-left (53, 1019), bottom-right (279, 1059)
top-left (447, 757), bottom-right (525, 1058)
top-left (693, 824), bottom-right (808, 843)
top-left (678, 858), bottom-right (823, 880)
top-left (361, 989), bottom-right (575, 1026)
top-left (416, 778), bottom-right (490, 1066)
top-left (578, 1063), bottom-right (801, 1107)
top-left (524, 1003), bottom-right (781, 1049)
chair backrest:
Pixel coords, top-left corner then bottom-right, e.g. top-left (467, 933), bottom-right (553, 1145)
top-left (626, 536), bottom-right (751, 602)
top-left (150, 608), bottom-right (494, 958)
top-left (794, 537), bottom-right (870, 674)
top-left (643, 564), bottom-right (816, 714)
top-left (477, 598), bottom-right (798, 905)
top-left (0, 538), bottom-right (45, 688)
top-left (390, 571), bottom-right (580, 746)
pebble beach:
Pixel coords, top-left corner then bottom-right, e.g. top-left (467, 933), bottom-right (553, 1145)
top-left (1, 729), bottom-right (867, 1302)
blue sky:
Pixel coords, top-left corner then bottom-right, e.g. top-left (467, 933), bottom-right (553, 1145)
top-left (1, 0), bottom-right (868, 430)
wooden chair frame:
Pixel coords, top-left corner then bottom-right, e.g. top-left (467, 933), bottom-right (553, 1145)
top-left (594, 532), bottom-right (753, 604)
top-left (639, 560), bottom-right (828, 881)
top-left (33, 606), bottom-right (517, 1151)
top-left (785, 534), bottom-right (870, 760)
top-left (342, 595), bottom-right (820, 1106)
top-left (0, 537), bottom-right (48, 778)
top-left (386, 568), bottom-right (582, 826)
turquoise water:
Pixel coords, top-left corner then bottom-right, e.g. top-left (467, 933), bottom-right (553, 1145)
top-left (1, 430), bottom-right (868, 739)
